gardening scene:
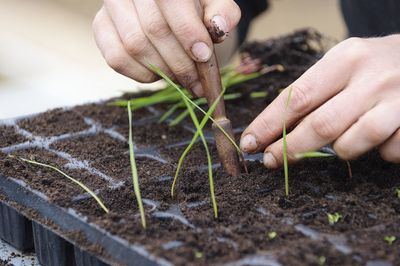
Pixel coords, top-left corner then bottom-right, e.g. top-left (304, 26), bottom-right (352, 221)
top-left (0, 0), bottom-right (399, 265)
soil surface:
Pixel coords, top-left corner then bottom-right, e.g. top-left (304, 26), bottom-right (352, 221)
top-left (0, 29), bottom-right (399, 266)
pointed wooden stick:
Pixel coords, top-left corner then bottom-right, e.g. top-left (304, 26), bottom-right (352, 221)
top-left (196, 50), bottom-right (241, 177)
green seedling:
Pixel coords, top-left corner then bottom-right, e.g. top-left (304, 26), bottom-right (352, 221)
top-left (282, 86), bottom-right (293, 196)
top-left (9, 155), bottom-right (109, 213)
top-left (384, 235), bottom-right (396, 245)
top-left (268, 231), bottom-right (277, 240)
top-left (128, 102), bottom-right (146, 228)
top-left (194, 250), bottom-right (203, 259)
top-left (319, 256), bottom-right (326, 265)
top-left (327, 212), bottom-right (342, 225)
top-left (395, 188), bottom-right (400, 198)
top-left (112, 66), bottom-right (261, 126)
top-left (295, 151), bottom-right (335, 159)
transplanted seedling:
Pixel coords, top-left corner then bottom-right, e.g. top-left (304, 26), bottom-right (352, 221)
top-left (282, 86), bottom-right (293, 196)
top-left (268, 231), bottom-right (277, 240)
top-left (327, 212), bottom-right (342, 225)
top-left (127, 102), bottom-right (146, 228)
top-left (384, 235), bottom-right (396, 245)
top-left (395, 188), bottom-right (400, 198)
top-left (319, 256), bottom-right (326, 265)
top-left (8, 155), bottom-right (109, 213)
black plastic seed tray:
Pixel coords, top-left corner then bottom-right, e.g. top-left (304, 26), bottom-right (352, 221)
top-left (0, 202), bottom-right (34, 252)
top-left (0, 175), bottom-right (168, 266)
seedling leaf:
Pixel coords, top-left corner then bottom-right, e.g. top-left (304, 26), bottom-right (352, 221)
top-left (268, 231), bottom-right (277, 240)
top-left (395, 188), bottom-right (400, 198)
top-left (283, 86), bottom-right (293, 196)
top-left (327, 212), bottom-right (342, 225)
top-left (128, 102), bottom-right (147, 228)
top-left (295, 151), bottom-right (335, 159)
top-left (384, 235), bottom-right (396, 245)
top-left (11, 156), bottom-right (109, 213)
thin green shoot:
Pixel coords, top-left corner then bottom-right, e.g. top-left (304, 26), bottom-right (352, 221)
top-left (268, 231), bottom-right (277, 240)
top-left (128, 102), bottom-right (146, 228)
top-left (395, 188), bottom-right (400, 198)
top-left (250, 91), bottom-right (268, 99)
top-left (170, 88), bottom-right (224, 199)
top-left (346, 161), bottom-right (353, 178)
top-left (319, 256), bottom-right (326, 265)
top-left (166, 93), bottom-right (242, 126)
top-left (327, 212), bottom-right (342, 225)
top-left (149, 64), bottom-right (242, 155)
top-left (295, 151), bottom-right (335, 159)
top-left (384, 235), bottom-right (396, 245)
top-left (9, 155), bottom-right (109, 213)
top-left (181, 96), bottom-right (218, 218)
top-left (282, 86), bottom-right (293, 196)
top-left (194, 250), bottom-right (203, 259)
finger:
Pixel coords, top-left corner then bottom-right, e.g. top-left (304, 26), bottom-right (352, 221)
top-left (262, 86), bottom-right (376, 169)
top-left (240, 48), bottom-right (354, 154)
top-left (104, 0), bottom-right (172, 77)
top-left (201, 0), bottom-right (241, 43)
top-left (334, 100), bottom-right (400, 160)
top-left (133, 0), bottom-right (203, 96)
top-left (155, 0), bottom-right (213, 62)
top-left (379, 128), bottom-right (400, 163)
top-left (93, 7), bottom-right (158, 82)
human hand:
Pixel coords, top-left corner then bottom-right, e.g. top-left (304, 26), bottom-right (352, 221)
top-left (92, 0), bottom-right (241, 97)
top-left (240, 35), bottom-right (400, 168)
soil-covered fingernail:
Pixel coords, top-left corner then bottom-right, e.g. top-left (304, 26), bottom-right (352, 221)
top-left (191, 42), bottom-right (212, 62)
top-left (210, 15), bottom-right (227, 41)
top-left (191, 82), bottom-right (204, 97)
top-left (263, 152), bottom-right (278, 169)
top-left (240, 134), bottom-right (257, 152)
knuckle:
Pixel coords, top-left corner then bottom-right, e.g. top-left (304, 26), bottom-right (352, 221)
top-left (339, 37), bottom-right (371, 65)
top-left (123, 32), bottom-right (148, 57)
top-left (361, 118), bottom-right (390, 144)
top-left (136, 72), bottom-right (159, 83)
top-left (105, 51), bottom-right (129, 74)
top-left (310, 112), bottom-right (339, 140)
top-left (334, 142), bottom-right (355, 161)
top-left (287, 83), bottom-right (312, 114)
top-left (227, 2), bottom-right (241, 26)
top-left (380, 148), bottom-right (400, 163)
top-left (174, 23), bottom-right (198, 42)
top-left (144, 17), bottom-right (171, 39)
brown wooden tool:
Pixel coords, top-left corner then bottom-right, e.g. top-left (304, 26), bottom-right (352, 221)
top-left (196, 49), bottom-right (241, 177)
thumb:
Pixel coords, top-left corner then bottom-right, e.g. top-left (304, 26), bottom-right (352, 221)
top-left (201, 0), bottom-right (241, 43)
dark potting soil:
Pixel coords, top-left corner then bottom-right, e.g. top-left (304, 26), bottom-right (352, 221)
top-left (0, 29), bottom-right (399, 265)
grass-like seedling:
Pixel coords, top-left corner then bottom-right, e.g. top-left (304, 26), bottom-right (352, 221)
top-left (282, 87), bottom-right (293, 196)
top-left (327, 212), bottom-right (342, 225)
top-left (148, 65), bottom-right (234, 218)
top-left (384, 235), bottom-right (396, 245)
top-left (268, 231), bottom-right (277, 240)
top-left (295, 151), bottom-right (335, 159)
top-left (128, 102), bottom-right (146, 228)
top-left (319, 256), bottom-right (326, 265)
top-left (111, 66), bottom-right (261, 126)
top-left (395, 188), bottom-right (400, 198)
top-left (9, 155), bottom-right (109, 213)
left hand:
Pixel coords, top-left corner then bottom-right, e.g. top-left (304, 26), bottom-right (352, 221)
top-left (240, 35), bottom-right (400, 168)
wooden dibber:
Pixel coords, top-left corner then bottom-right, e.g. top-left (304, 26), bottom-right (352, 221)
top-left (196, 50), bottom-right (241, 177)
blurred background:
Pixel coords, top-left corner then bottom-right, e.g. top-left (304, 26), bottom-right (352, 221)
top-left (0, 0), bottom-right (346, 119)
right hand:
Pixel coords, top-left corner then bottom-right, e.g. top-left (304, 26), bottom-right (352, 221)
top-left (92, 0), bottom-right (241, 97)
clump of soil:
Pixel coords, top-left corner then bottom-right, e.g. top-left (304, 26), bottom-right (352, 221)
top-left (0, 30), bottom-right (399, 266)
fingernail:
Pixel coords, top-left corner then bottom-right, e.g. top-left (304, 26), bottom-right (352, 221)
top-left (191, 82), bottom-right (204, 97)
top-left (263, 152), bottom-right (278, 169)
top-left (191, 42), bottom-right (212, 62)
top-left (211, 15), bottom-right (228, 39)
top-left (240, 134), bottom-right (258, 153)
